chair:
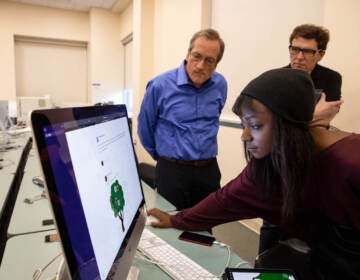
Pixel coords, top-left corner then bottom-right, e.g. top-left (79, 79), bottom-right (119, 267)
top-left (138, 162), bottom-right (156, 189)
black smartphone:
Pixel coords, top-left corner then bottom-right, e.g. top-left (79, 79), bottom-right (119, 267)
top-left (178, 231), bottom-right (215, 246)
top-left (315, 88), bottom-right (323, 103)
top-left (224, 268), bottom-right (297, 280)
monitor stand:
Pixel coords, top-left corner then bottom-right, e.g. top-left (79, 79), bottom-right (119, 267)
top-left (57, 259), bottom-right (139, 280)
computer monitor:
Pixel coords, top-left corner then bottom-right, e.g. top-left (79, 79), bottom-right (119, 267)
top-left (30, 104), bottom-right (146, 279)
top-left (0, 101), bottom-right (9, 128)
top-left (17, 96), bottom-right (52, 125)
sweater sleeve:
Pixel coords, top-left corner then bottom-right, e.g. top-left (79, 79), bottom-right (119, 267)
top-left (170, 166), bottom-right (283, 231)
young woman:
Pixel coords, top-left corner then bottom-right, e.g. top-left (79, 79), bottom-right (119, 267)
top-left (147, 68), bottom-right (360, 280)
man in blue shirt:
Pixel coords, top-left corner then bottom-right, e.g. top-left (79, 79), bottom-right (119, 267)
top-left (137, 28), bottom-right (227, 210)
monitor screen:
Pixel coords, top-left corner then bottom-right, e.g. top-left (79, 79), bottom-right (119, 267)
top-left (31, 105), bottom-right (146, 279)
top-left (225, 268), bottom-right (297, 280)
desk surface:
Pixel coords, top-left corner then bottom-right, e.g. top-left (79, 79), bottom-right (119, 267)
top-left (0, 230), bottom-right (61, 280)
top-left (10, 152), bottom-right (55, 234)
top-left (1, 134), bottom-right (55, 235)
top-left (0, 134), bottom-right (30, 206)
top-left (0, 133), bottom-right (250, 279)
top-left (0, 230), bottom-right (249, 280)
top-left (1, 185), bottom-right (249, 280)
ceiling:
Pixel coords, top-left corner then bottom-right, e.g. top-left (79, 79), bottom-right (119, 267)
top-left (6, 0), bottom-right (131, 12)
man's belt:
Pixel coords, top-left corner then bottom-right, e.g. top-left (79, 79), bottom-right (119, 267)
top-left (159, 156), bottom-right (215, 167)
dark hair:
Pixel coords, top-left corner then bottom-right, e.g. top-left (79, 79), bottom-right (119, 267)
top-left (188, 28), bottom-right (225, 64)
top-left (232, 95), bottom-right (315, 219)
top-left (289, 24), bottom-right (330, 51)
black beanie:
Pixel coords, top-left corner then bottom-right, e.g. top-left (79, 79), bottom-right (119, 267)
top-left (239, 68), bottom-right (315, 127)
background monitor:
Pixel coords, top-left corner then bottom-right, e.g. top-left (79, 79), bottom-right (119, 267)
top-left (17, 96), bottom-right (52, 125)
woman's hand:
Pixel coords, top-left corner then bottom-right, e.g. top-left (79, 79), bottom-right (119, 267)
top-left (147, 208), bottom-right (173, 228)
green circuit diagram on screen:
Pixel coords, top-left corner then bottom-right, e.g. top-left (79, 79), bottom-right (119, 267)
top-left (110, 179), bottom-right (126, 232)
top-left (252, 273), bottom-right (292, 280)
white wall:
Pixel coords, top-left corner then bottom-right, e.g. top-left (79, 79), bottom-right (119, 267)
top-left (0, 1), bottom-right (132, 108)
top-left (0, 1), bottom-right (88, 102)
top-left (322, 0), bottom-right (360, 132)
top-left (118, 2), bottom-right (133, 38)
top-left (14, 38), bottom-right (88, 105)
top-left (153, 0), bottom-right (203, 73)
top-left (89, 8), bottom-right (123, 102)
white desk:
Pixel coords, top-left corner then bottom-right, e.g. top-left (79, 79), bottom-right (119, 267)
top-left (9, 152), bottom-right (55, 234)
top-left (1, 134), bottom-right (55, 235)
top-left (1, 184), bottom-right (249, 279)
top-left (0, 134), bottom-right (30, 206)
top-left (0, 133), bottom-right (250, 279)
top-left (0, 230), bottom-right (60, 279)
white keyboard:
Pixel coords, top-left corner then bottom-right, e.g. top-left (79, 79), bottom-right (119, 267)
top-left (138, 228), bottom-right (218, 280)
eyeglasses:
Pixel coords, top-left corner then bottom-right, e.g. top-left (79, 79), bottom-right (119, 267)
top-left (288, 45), bottom-right (322, 58)
top-left (189, 52), bottom-right (217, 66)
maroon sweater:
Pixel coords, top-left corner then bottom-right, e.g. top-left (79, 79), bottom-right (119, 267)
top-left (171, 134), bottom-right (360, 244)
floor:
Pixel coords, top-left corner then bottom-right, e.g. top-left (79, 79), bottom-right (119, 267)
top-left (213, 221), bottom-right (260, 266)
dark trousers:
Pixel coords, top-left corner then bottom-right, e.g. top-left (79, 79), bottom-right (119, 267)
top-left (155, 157), bottom-right (221, 210)
top-left (258, 220), bottom-right (284, 254)
top-left (256, 224), bottom-right (360, 280)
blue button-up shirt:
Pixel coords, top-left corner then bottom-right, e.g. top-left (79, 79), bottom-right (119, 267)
top-left (137, 61), bottom-right (227, 161)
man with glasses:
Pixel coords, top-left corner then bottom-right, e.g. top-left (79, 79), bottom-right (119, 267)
top-left (138, 29), bottom-right (227, 211)
top-left (287, 24), bottom-right (343, 122)
top-left (258, 24), bottom-right (344, 258)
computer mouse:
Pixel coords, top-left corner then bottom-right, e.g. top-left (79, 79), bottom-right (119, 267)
top-left (32, 176), bottom-right (45, 188)
top-left (146, 215), bottom-right (159, 226)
